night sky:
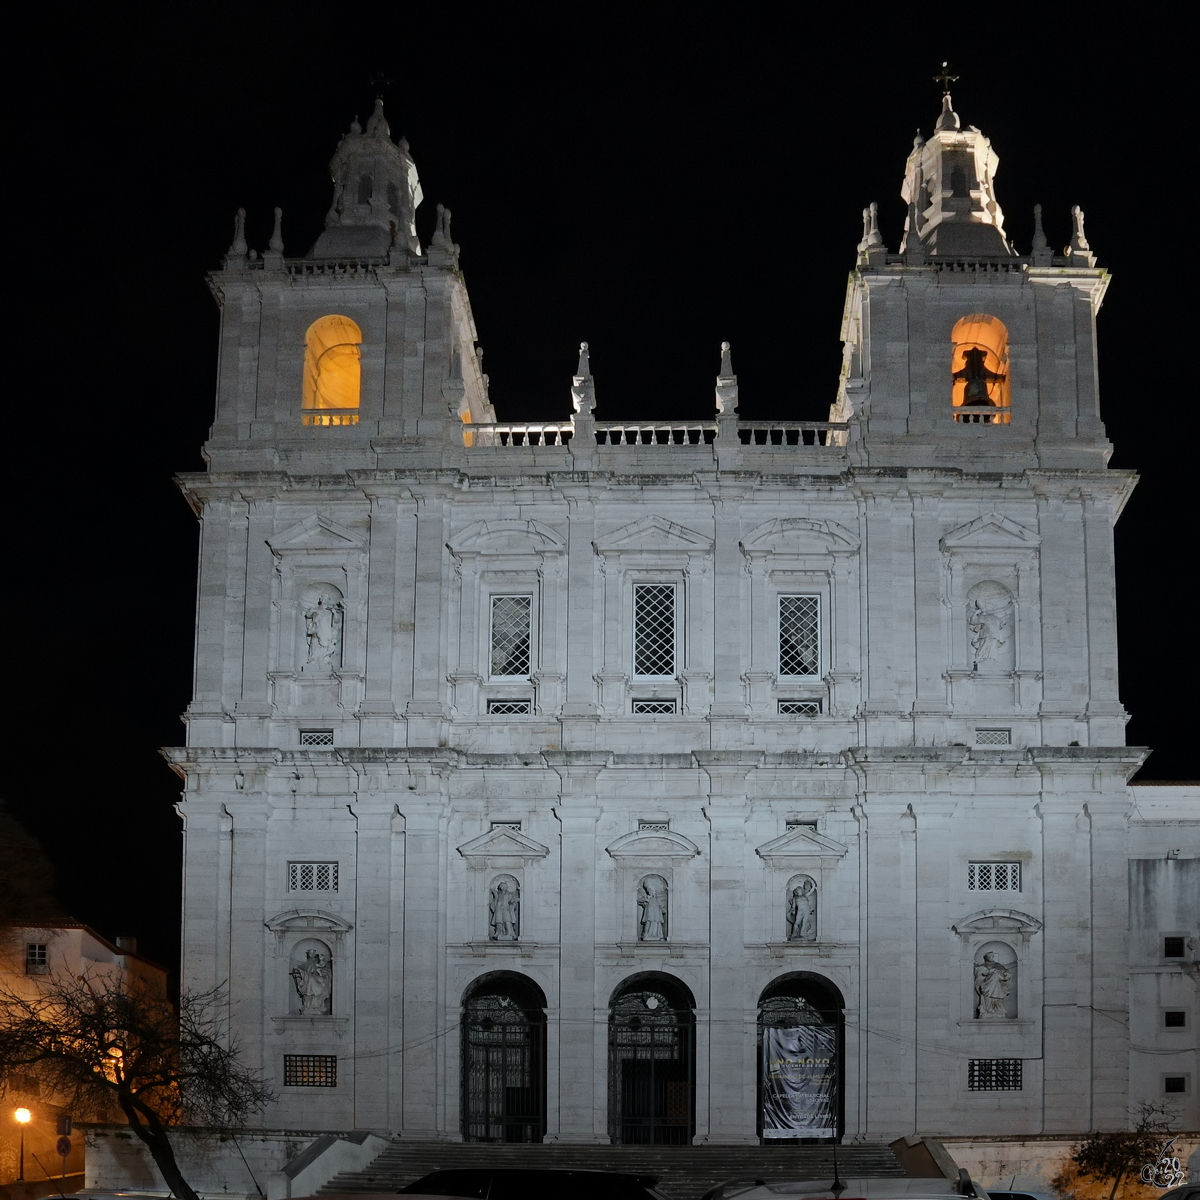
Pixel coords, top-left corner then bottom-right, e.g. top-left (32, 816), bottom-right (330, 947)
top-left (3, 9), bottom-right (1192, 979)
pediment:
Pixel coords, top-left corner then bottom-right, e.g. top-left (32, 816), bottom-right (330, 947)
top-left (940, 513), bottom-right (1039, 553)
top-left (755, 826), bottom-right (849, 865)
top-left (265, 908), bottom-right (353, 935)
top-left (741, 517), bottom-right (860, 556)
top-left (606, 829), bottom-right (701, 862)
top-left (268, 515), bottom-right (366, 555)
top-left (952, 908), bottom-right (1043, 937)
top-left (457, 826), bottom-right (550, 868)
top-left (593, 515), bottom-right (712, 555)
top-left (448, 519), bottom-right (565, 557)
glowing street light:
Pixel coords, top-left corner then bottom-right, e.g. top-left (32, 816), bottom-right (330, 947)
top-left (14, 1107), bottom-right (32, 1181)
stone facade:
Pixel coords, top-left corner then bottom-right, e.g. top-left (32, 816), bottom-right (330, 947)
top-left (169, 96), bottom-right (1199, 1143)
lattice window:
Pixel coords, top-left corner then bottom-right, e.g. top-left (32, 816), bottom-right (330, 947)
top-left (779, 596), bottom-right (820, 677)
top-left (633, 584), bottom-right (676, 677)
top-left (975, 728), bottom-right (1012, 745)
top-left (779, 700), bottom-right (821, 715)
top-left (638, 820), bottom-right (670, 832)
top-left (25, 944), bottom-right (48, 975)
top-left (284, 1054), bottom-right (337, 1087)
top-left (968, 1059), bottom-right (1022, 1091)
top-left (786, 820), bottom-right (818, 832)
top-left (632, 699), bottom-right (676, 714)
top-left (491, 821), bottom-right (522, 832)
top-left (288, 861), bottom-right (339, 892)
top-left (299, 729), bottom-right (334, 746)
top-left (487, 699), bottom-right (531, 715)
top-left (968, 861), bottom-right (1021, 891)
top-left (1164, 937), bottom-right (1186, 957)
top-left (1164, 1075), bottom-right (1189, 1094)
top-left (490, 595), bottom-right (532, 677)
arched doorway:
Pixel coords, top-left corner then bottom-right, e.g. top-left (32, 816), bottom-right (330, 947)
top-left (461, 972), bottom-right (546, 1143)
top-left (758, 973), bottom-right (844, 1143)
top-left (608, 973), bottom-right (695, 1145)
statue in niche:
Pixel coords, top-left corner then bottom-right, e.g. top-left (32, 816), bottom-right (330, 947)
top-left (303, 590), bottom-right (343, 670)
top-left (638, 875), bottom-right (668, 942)
top-left (967, 581), bottom-right (1014, 671)
top-left (489, 875), bottom-right (520, 941)
top-left (787, 876), bottom-right (818, 942)
top-left (290, 944), bottom-right (333, 1015)
top-left (973, 948), bottom-right (1015, 1019)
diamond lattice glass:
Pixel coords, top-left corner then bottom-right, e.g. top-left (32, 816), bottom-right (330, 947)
top-left (779, 596), bottom-right (820, 676)
top-left (490, 596), bottom-right (532, 677)
top-left (634, 585), bottom-right (676, 677)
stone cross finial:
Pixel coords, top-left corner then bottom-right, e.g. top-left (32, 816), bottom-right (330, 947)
top-left (269, 207), bottom-right (284, 253)
top-left (933, 62), bottom-right (959, 93)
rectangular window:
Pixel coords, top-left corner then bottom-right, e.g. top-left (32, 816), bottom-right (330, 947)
top-left (490, 595), bottom-right (532, 678)
top-left (288, 862), bottom-right (338, 892)
top-left (632, 699), bottom-right (676, 714)
top-left (968, 1059), bottom-right (1022, 1091)
top-left (786, 820), bottom-right (818, 832)
top-left (25, 944), bottom-right (48, 975)
top-left (638, 820), bottom-right (670, 832)
top-left (1164, 1010), bottom-right (1187, 1028)
top-left (1164, 1075), bottom-right (1189, 1094)
top-left (633, 584), bottom-right (676, 677)
top-left (975, 728), bottom-right (1012, 745)
top-left (299, 729), bottom-right (334, 746)
top-left (487, 699), bottom-right (531, 715)
top-left (1164, 936), bottom-right (1186, 957)
top-left (779, 700), bottom-right (821, 715)
top-left (968, 861), bottom-right (1021, 892)
top-left (284, 1054), bottom-right (337, 1087)
top-left (491, 821), bottom-right (522, 832)
top-left (778, 596), bottom-right (820, 677)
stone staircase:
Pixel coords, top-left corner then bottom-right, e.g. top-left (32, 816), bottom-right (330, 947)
top-left (321, 1140), bottom-right (909, 1200)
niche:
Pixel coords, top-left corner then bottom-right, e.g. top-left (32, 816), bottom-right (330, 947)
top-left (299, 583), bottom-right (344, 673)
top-left (289, 938), bottom-right (333, 1016)
top-left (489, 875), bottom-right (521, 942)
top-left (785, 875), bottom-right (818, 942)
top-left (638, 875), bottom-right (669, 942)
top-left (972, 940), bottom-right (1017, 1020)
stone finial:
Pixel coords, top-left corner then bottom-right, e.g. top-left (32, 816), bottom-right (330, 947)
top-left (576, 341), bottom-right (591, 379)
top-left (935, 92), bottom-right (960, 132)
top-left (865, 202), bottom-right (883, 248)
top-left (716, 341), bottom-right (738, 416)
top-left (366, 97), bottom-right (390, 138)
top-left (224, 207), bottom-right (248, 268)
top-left (913, 129), bottom-right (925, 149)
top-left (720, 341), bottom-right (733, 378)
top-left (903, 201), bottom-right (926, 264)
top-left (431, 202), bottom-right (454, 250)
top-left (856, 206), bottom-right (872, 253)
top-left (1065, 205), bottom-right (1097, 266)
top-left (269, 207), bottom-right (284, 253)
top-left (350, 115), bottom-right (362, 135)
top-left (571, 342), bottom-right (596, 415)
top-left (1030, 203), bottom-right (1053, 266)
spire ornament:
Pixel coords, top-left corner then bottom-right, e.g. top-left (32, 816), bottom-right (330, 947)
top-left (903, 201), bottom-right (926, 264)
top-left (571, 342), bottom-right (596, 416)
top-left (1031, 203), bottom-right (1053, 266)
top-left (269, 207), bottom-right (284, 253)
top-left (224, 207), bottom-right (248, 269)
top-left (716, 341), bottom-right (739, 416)
top-left (1065, 205), bottom-right (1097, 266)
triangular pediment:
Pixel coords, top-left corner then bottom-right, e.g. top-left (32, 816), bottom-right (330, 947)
top-left (594, 515), bottom-right (712, 555)
top-left (457, 826), bottom-right (550, 868)
top-left (940, 513), bottom-right (1039, 552)
top-left (755, 826), bottom-right (848, 865)
top-left (741, 517), bottom-right (859, 556)
top-left (268, 514), bottom-right (366, 554)
top-left (606, 828), bottom-right (701, 861)
top-left (448, 518), bottom-right (565, 557)
top-left (264, 908), bottom-right (353, 934)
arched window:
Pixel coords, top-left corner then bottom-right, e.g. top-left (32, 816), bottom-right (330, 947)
top-left (951, 314), bottom-right (1010, 424)
top-left (302, 315), bottom-right (362, 426)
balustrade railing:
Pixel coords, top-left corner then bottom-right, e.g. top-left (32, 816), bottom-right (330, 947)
top-left (735, 421), bottom-right (846, 446)
top-left (461, 417), bottom-right (848, 449)
top-left (595, 421), bottom-right (716, 445)
top-left (463, 422), bottom-right (574, 446)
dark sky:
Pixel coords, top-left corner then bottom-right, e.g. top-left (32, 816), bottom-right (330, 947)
top-left (3, 7), bottom-right (1192, 977)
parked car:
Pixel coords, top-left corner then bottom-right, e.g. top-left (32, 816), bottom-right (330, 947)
top-left (700, 1176), bottom-right (992, 1200)
top-left (984, 1191), bottom-right (1056, 1200)
top-left (1153, 1186), bottom-right (1199, 1200)
top-left (396, 1167), bottom-right (673, 1198)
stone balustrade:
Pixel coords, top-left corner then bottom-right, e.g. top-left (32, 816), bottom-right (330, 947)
top-left (461, 418), bottom-right (848, 448)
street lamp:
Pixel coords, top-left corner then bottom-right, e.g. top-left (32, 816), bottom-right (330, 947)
top-left (14, 1107), bottom-right (32, 1181)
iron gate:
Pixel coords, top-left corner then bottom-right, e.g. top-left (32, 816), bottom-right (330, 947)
top-left (608, 986), bottom-right (695, 1144)
top-left (462, 989), bottom-right (546, 1142)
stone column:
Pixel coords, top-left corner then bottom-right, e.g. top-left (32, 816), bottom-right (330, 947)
top-left (561, 491), bottom-right (600, 741)
top-left (359, 492), bottom-right (401, 744)
top-left (708, 495), bottom-right (748, 744)
top-left (405, 490), bottom-right (448, 744)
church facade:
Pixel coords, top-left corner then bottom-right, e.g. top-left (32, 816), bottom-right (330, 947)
top-left (170, 96), bottom-right (1198, 1144)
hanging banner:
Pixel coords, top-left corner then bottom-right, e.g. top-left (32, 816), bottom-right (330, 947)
top-left (761, 1024), bottom-right (837, 1138)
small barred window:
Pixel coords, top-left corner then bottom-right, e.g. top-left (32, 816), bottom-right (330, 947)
top-left (778, 596), bottom-right (820, 677)
top-left (779, 700), bottom-right (820, 715)
top-left (299, 729), bottom-right (334, 746)
top-left (968, 1058), bottom-right (1022, 1091)
top-left (25, 944), bottom-right (48, 974)
top-left (288, 862), bottom-right (338, 892)
top-left (490, 595), bottom-right (532, 677)
top-left (633, 585), bottom-right (676, 677)
top-left (968, 861), bottom-right (1021, 892)
top-left (487, 699), bottom-right (531, 715)
top-left (491, 821), bottom-right (522, 832)
top-left (1164, 936), bottom-right (1186, 957)
top-left (632, 699), bottom-right (676, 714)
top-left (638, 820), bottom-right (670, 832)
top-left (284, 1054), bottom-right (337, 1087)
top-left (786, 820), bottom-right (818, 832)
top-left (975, 728), bottom-right (1012, 745)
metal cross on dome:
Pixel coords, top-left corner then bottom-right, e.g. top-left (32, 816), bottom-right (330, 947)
top-left (934, 62), bottom-right (960, 94)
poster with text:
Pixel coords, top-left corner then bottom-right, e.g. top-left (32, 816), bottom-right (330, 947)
top-left (761, 1024), bottom-right (837, 1138)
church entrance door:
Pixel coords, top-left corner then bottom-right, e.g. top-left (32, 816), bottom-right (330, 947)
top-left (608, 974), bottom-right (696, 1145)
top-left (462, 973), bottom-right (546, 1143)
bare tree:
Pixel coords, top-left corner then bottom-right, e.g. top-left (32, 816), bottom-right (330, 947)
top-left (0, 969), bottom-right (273, 1200)
top-left (1054, 1100), bottom-right (1179, 1200)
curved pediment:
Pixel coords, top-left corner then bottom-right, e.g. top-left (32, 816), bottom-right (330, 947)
top-left (952, 908), bottom-right (1043, 937)
top-left (265, 908), bottom-right (353, 935)
top-left (594, 515), bottom-right (712, 555)
top-left (606, 828), bottom-right (701, 862)
top-left (756, 826), bottom-right (849, 865)
top-left (268, 515), bottom-right (366, 555)
top-left (741, 517), bottom-right (859, 557)
top-left (448, 519), bottom-right (565, 557)
top-left (940, 513), bottom-right (1039, 553)
top-left (457, 826), bottom-right (550, 868)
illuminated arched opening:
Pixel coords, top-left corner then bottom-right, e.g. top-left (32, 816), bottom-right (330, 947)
top-left (951, 313), bottom-right (1011, 425)
top-left (302, 315), bottom-right (362, 427)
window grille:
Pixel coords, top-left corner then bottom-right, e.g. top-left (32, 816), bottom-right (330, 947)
top-left (638, 820), bottom-right (670, 832)
top-left (491, 821), bottom-right (522, 832)
top-left (975, 728), bottom-right (1012, 745)
top-left (779, 700), bottom-right (821, 715)
top-left (1164, 1010), bottom-right (1187, 1028)
top-left (968, 861), bottom-right (1021, 892)
top-left (490, 595), bottom-right (532, 677)
top-left (786, 820), bottom-right (818, 832)
top-left (299, 729), bottom-right (334, 746)
top-left (284, 1054), bottom-right (337, 1087)
top-left (1164, 937), bottom-right (1186, 957)
top-left (288, 862), bottom-right (338, 892)
top-left (487, 699), bottom-right (531, 715)
top-left (968, 1059), bottom-right (1022, 1091)
top-left (25, 944), bottom-right (48, 974)
top-left (632, 699), bottom-right (676, 714)
top-left (633, 585), bottom-right (676, 677)
top-left (778, 596), bottom-right (820, 677)
top-left (1164, 1076), bottom-right (1188, 1094)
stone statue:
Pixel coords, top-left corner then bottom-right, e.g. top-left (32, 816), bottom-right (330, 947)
top-left (304, 594), bottom-right (342, 669)
top-left (973, 950), bottom-right (1013, 1019)
top-left (290, 947), bottom-right (333, 1015)
top-left (967, 582), bottom-right (1013, 670)
top-left (489, 876), bottom-right (520, 941)
top-left (638, 876), bottom-right (667, 942)
top-left (787, 877), bottom-right (818, 942)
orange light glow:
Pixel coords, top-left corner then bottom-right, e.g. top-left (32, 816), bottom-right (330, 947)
top-left (950, 313), bottom-right (1011, 424)
top-left (302, 315), bottom-right (362, 424)
top-left (14, 1108), bottom-right (31, 1124)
